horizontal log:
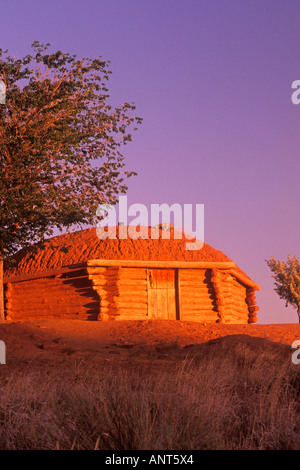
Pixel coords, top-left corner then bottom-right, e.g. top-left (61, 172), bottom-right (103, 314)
top-left (231, 279), bottom-right (247, 288)
top-left (11, 293), bottom-right (93, 302)
top-left (181, 293), bottom-right (214, 300)
top-left (116, 307), bottom-right (149, 314)
top-left (95, 292), bottom-right (147, 300)
top-left (88, 259), bottom-right (236, 269)
top-left (107, 275), bottom-right (147, 281)
top-left (181, 314), bottom-right (219, 322)
top-left (224, 319), bottom-right (248, 325)
top-left (100, 298), bottom-right (147, 306)
top-left (222, 292), bottom-right (232, 298)
top-left (179, 272), bottom-right (207, 279)
top-left (96, 291), bottom-right (147, 299)
top-left (180, 296), bottom-right (214, 303)
top-left (113, 314), bottom-right (149, 321)
top-left (100, 300), bottom-right (147, 309)
top-left (179, 280), bottom-right (212, 286)
top-left (231, 282), bottom-right (247, 291)
top-left (87, 266), bottom-right (118, 273)
top-left (228, 298), bottom-right (247, 306)
top-left (88, 272), bottom-right (118, 278)
top-left (19, 304), bottom-right (96, 311)
top-left (228, 312), bottom-right (249, 321)
top-left (9, 300), bottom-right (46, 306)
top-left (226, 269), bottom-right (260, 290)
top-left (228, 301), bottom-right (248, 309)
top-left (181, 286), bottom-right (214, 293)
top-left (180, 291), bottom-right (213, 298)
top-left (230, 298), bottom-right (247, 306)
top-left (180, 304), bottom-right (215, 311)
top-left (59, 275), bottom-right (91, 283)
top-left (229, 290), bottom-right (247, 300)
top-left (99, 291), bottom-right (147, 298)
top-left (4, 264), bottom-right (87, 284)
top-left (180, 279), bottom-right (210, 285)
top-left (230, 298), bottom-right (247, 307)
top-left (10, 304), bottom-right (92, 311)
top-left (120, 267), bottom-right (148, 273)
top-left (118, 280), bottom-right (147, 286)
top-left (88, 269), bottom-right (147, 279)
top-left (91, 279), bottom-right (118, 286)
top-left (100, 306), bottom-right (121, 312)
top-left (9, 281), bottom-right (47, 290)
top-left (225, 310), bottom-right (248, 319)
top-left (229, 305), bottom-right (248, 313)
top-left (181, 308), bottom-right (217, 315)
top-left (180, 286), bottom-right (213, 293)
top-left (100, 307), bottom-right (147, 315)
top-left (227, 310), bottom-right (249, 318)
top-left (94, 284), bottom-right (147, 291)
top-left (180, 294), bottom-right (215, 301)
top-left (10, 310), bottom-right (49, 315)
top-left (91, 278), bottom-right (147, 287)
top-left (225, 309), bottom-right (249, 318)
top-left (12, 286), bottom-right (94, 294)
top-left (181, 305), bottom-right (215, 312)
top-left (11, 292), bottom-right (90, 299)
top-left (100, 303), bottom-right (147, 311)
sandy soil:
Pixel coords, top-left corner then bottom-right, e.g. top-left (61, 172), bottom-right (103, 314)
top-left (0, 320), bottom-right (299, 372)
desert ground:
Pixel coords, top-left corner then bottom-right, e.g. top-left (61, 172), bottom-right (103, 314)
top-left (0, 319), bottom-right (299, 369)
top-left (0, 319), bottom-right (299, 450)
top-left (0, 319), bottom-right (298, 360)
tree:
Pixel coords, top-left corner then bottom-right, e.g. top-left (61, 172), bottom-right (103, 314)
top-left (0, 42), bottom-right (142, 321)
top-left (266, 255), bottom-right (300, 322)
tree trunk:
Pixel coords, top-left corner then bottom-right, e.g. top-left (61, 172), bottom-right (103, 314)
top-left (0, 258), bottom-right (4, 322)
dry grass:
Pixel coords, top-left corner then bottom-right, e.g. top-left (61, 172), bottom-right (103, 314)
top-left (0, 340), bottom-right (299, 450)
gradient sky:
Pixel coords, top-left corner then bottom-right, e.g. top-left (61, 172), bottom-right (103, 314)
top-left (1, 0), bottom-right (299, 323)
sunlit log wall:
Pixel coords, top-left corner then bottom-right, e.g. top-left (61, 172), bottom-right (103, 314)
top-left (3, 264), bottom-right (259, 323)
top-left (3, 268), bottom-right (99, 321)
top-left (87, 265), bottom-right (259, 323)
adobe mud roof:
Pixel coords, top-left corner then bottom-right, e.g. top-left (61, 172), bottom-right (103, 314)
top-left (4, 227), bottom-right (260, 290)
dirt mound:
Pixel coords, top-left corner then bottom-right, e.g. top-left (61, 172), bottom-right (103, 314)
top-left (5, 226), bottom-right (237, 277)
top-left (183, 334), bottom-right (290, 356)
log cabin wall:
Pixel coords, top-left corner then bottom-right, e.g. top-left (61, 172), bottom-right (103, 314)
top-left (227, 276), bottom-right (249, 323)
top-left (178, 269), bottom-right (219, 322)
top-left (217, 271), bottom-right (250, 324)
top-left (87, 266), bottom-right (148, 320)
top-left (87, 263), bottom-right (259, 323)
top-left (88, 266), bottom-right (221, 322)
top-left (4, 261), bottom-right (259, 323)
top-left (4, 267), bottom-right (99, 320)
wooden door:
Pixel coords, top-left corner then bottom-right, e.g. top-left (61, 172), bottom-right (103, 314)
top-left (147, 269), bottom-right (177, 320)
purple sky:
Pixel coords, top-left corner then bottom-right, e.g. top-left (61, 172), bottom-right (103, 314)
top-left (1, 0), bottom-right (299, 323)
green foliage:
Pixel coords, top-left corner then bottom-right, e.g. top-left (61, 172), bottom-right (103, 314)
top-left (266, 255), bottom-right (300, 317)
top-left (0, 41), bottom-right (142, 258)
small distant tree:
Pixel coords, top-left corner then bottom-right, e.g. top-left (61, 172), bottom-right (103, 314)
top-left (266, 255), bottom-right (300, 323)
top-left (0, 42), bottom-right (142, 321)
